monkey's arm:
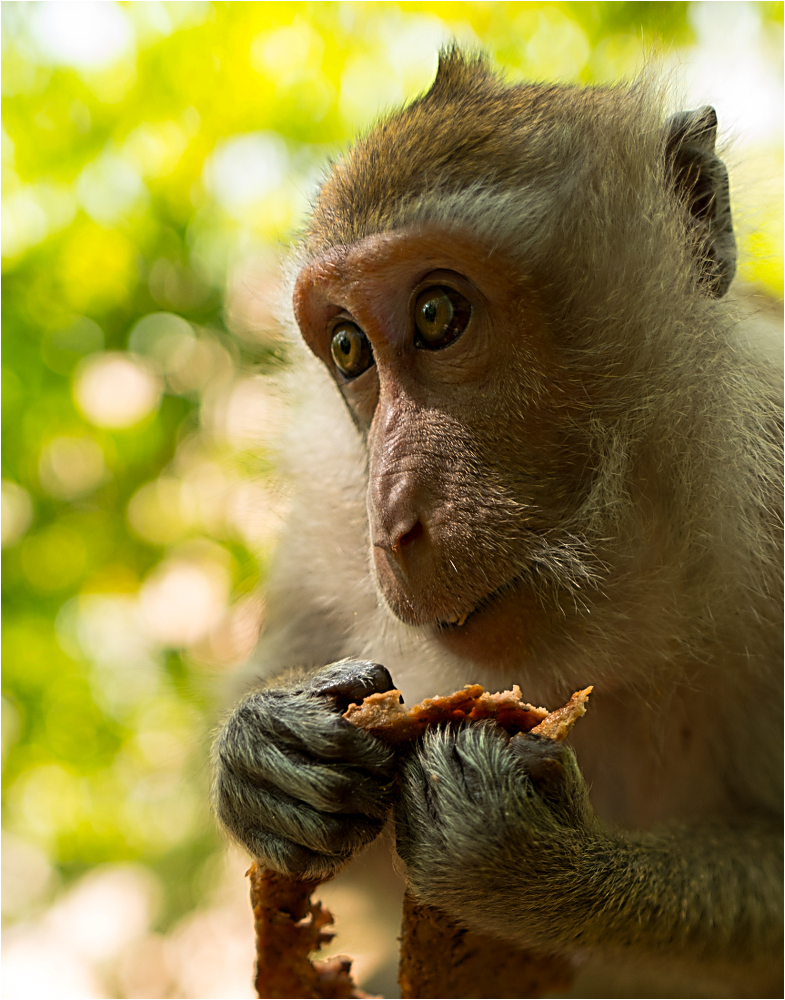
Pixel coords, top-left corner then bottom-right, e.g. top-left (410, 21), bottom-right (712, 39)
top-left (395, 724), bottom-right (782, 962)
top-left (212, 660), bottom-right (396, 881)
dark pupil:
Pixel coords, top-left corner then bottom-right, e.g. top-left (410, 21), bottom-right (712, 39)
top-left (331, 323), bottom-right (372, 378)
top-left (414, 286), bottom-right (471, 350)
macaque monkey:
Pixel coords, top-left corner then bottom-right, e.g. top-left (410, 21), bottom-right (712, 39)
top-left (214, 49), bottom-right (782, 997)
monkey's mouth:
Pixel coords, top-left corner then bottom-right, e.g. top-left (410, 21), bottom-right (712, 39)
top-left (436, 574), bottom-right (525, 630)
top-left (430, 573), bottom-right (549, 667)
top-left (439, 609), bottom-right (473, 628)
top-left (375, 544), bottom-right (537, 635)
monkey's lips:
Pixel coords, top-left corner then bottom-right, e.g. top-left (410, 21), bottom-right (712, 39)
top-left (435, 576), bottom-right (517, 630)
top-left (374, 549), bottom-right (548, 665)
top-left (433, 570), bottom-right (529, 628)
top-left (433, 576), bottom-right (548, 667)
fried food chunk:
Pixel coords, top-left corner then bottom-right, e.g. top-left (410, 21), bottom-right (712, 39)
top-left (342, 684), bottom-right (592, 745)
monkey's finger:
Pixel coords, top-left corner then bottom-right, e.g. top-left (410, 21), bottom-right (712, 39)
top-left (219, 733), bottom-right (395, 817)
top-left (304, 658), bottom-right (395, 708)
top-left (267, 703), bottom-right (396, 775)
top-left (226, 690), bottom-right (396, 776)
top-left (233, 827), bottom-right (352, 882)
top-left (509, 734), bottom-right (590, 826)
top-left (395, 724), bottom-right (546, 879)
top-left (214, 769), bottom-right (385, 858)
top-left (509, 734), bottom-right (584, 802)
top-left (394, 725), bottom-right (499, 827)
top-left (395, 748), bottom-right (445, 869)
top-left (509, 732), bottom-right (567, 791)
top-left (413, 722), bottom-right (515, 807)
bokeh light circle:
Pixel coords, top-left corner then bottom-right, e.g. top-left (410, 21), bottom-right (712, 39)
top-left (73, 353), bottom-right (162, 429)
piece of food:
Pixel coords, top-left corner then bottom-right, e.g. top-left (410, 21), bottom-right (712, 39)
top-left (342, 683), bottom-right (592, 745)
top-left (251, 683), bottom-right (592, 999)
top-left (398, 892), bottom-right (574, 1000)
top-left (250, 865), bottom-right (373, 999)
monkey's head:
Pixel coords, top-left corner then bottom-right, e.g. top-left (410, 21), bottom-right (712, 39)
top-left (292, 49), bottom-right (737, 668)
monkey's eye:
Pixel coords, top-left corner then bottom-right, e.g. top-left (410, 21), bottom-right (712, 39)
top-left (330, 322), bottom-right (374, 378)
top-left (414, 286), bottom-right (472, 350)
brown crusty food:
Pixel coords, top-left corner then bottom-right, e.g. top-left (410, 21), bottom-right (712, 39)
top-left (342, 683), bottom-right (592, 744)
top-left (250, 865), bottom-right (374, 999)
top-left (397, 891), bottom-right (575, 999)
top-left (251, 683), bottom-right (592, 999)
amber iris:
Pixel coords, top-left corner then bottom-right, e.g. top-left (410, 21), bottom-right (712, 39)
top-left (330, 322), bottom-right (374, 378)
top-left (414, 286), bottom-right (472, 349)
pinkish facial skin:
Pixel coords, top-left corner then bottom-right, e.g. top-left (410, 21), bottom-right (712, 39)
top-left (295, 225), bottom-right (589, 670)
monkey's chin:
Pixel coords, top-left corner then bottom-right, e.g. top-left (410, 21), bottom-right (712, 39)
top-left (432, 579), bottom-right (549, 669)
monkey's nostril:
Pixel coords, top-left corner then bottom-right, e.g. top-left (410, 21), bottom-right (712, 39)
top-left (396, 521), bottom-right (424, 552)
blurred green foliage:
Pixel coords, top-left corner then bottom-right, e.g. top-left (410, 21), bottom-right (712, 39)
top-left (1, 2), bottom-right (782, 992)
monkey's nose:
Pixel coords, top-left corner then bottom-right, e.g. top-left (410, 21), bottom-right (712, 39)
top-left (373, 517), bottom-right (424, 561)
top-left (394, 520), bottom-right (424, 553)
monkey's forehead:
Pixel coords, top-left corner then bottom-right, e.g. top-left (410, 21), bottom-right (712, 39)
top-left (302, 48), bottom-right (666, 257)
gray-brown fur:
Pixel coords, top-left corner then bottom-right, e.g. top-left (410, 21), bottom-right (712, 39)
top-left (213, 48), bottom-right (782, 997)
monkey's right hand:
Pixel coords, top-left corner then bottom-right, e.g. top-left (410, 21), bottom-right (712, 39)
top-left (212, 659), bottom-right (397, 880)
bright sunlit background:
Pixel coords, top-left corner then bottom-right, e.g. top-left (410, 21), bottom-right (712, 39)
top-left (2, 3), bottom-right (782, 998)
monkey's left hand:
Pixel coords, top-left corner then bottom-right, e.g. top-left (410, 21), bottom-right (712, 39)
top-left (395, 722), bottom-right (598, 947)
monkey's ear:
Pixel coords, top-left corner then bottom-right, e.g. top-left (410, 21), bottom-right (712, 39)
top-left (429, 44), bottom-right (494, 97)
top-left (666, 106), bottom-right (736, 298)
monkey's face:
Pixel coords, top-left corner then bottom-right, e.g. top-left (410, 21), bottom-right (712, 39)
top-left (294, 225), bottom-right (589, 665)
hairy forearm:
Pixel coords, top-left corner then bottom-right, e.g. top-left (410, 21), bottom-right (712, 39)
top-left (465, 822), bottom-right (783, 959)
top-left (587, 823), bottom-right (782, 955)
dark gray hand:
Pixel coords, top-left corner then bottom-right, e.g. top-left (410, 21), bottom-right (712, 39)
top-left (213, 659), bottom-right (396, 880)
top-left (394, 722), bottom-right (594, 947)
